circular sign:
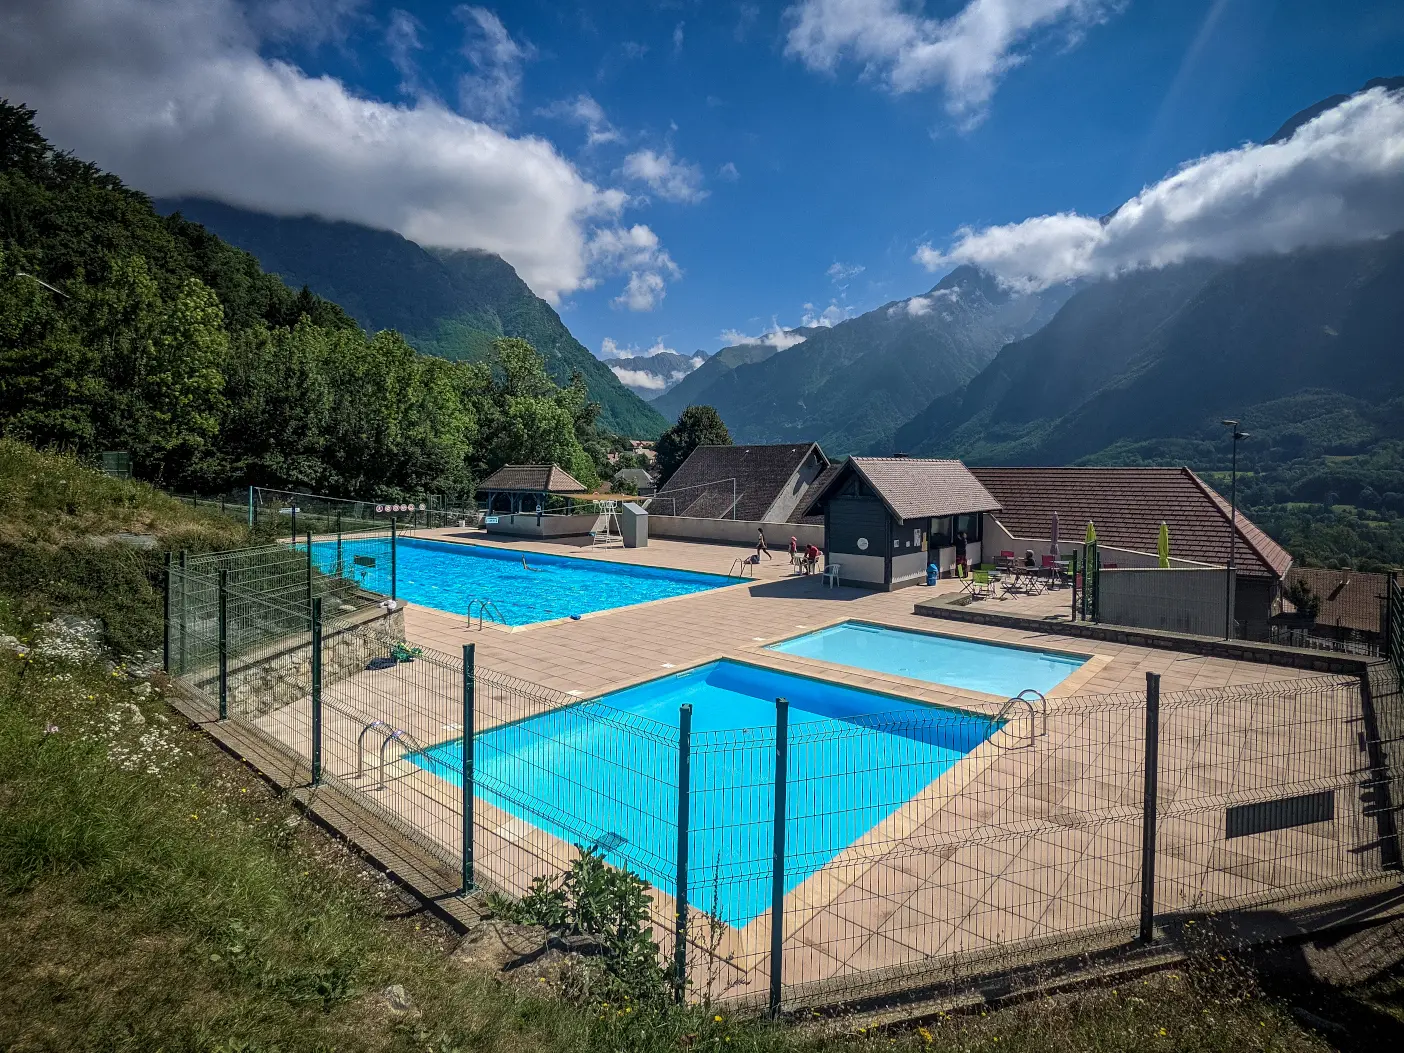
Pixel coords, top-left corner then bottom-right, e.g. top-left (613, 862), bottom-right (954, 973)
top-left (857, 537), bottom-right (869, 551)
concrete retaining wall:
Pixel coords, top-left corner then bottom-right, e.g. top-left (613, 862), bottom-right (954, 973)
top-left (647, 515), bottom-right (824, 549)
top-left (484, 512), bottom-right (604, 538)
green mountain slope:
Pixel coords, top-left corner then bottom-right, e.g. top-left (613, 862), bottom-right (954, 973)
top-left (153, 199), bottom-right (669, 438)
top-left (662, 267), bottom-right (1073, 455)
top-left (650, 333), bottom-right (810, 420)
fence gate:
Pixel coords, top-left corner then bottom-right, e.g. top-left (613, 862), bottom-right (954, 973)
top-left (1388, 573), bottom-right (1404, 682)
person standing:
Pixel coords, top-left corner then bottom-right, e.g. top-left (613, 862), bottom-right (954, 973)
top-left (756, 528), bottom-right (773, 560)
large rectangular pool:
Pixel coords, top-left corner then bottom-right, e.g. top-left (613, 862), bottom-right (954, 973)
top-left (308, 536), bottom-right (732, 625)
top-left (408, 660), bottom-right (1000, 925)
top-left (767, 621), bottom-right (1086, 697)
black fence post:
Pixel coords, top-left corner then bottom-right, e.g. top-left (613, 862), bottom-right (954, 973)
top-left (162, 551), bottom-right (172, 673)
top-left (177, 550), bottom-right (188, 675)
top-left (390, 517), bottom-right (398, 600)
top-left (769, 696), bottom-right (789, 1019)
top-left (217, 569), bottom-right (228, 720)
top-left (1069, 551), bottom-right (1078, 621)
top-left (462, 642), bottom-right (475, 892)
top-left (1139, 671), bottom-right (1161, 944)
top-left (674, 702), bottom-right (693, 1003)
top-left (311, 597), bottom-right (323, 787)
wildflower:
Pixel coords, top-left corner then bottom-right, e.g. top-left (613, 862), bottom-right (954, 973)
top-left (44, 723), bottom-right (59, 735)
top-left (916, 1026), bottom-right (933, 1045)
top-left (714, 1015), bottom-right (723, 1023)
top-left (1158, 1029), bottom-right (1167, 1036)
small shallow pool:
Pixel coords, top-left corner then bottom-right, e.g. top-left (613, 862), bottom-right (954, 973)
top-left (308, 536), bottom-right (731, 625)
top-left (408, 660), bottom-right (1000, 925)
top-left (767, 621), bottom-right (1086, 697)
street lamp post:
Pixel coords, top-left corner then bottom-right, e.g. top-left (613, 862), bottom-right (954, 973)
top-left (14, 272), bottom-right (69, 298)
top-left (1221, 420), bottom-right (1250, 639)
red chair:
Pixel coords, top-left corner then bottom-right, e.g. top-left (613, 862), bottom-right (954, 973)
top-left (1041, 555), bottom-right (1056, 569)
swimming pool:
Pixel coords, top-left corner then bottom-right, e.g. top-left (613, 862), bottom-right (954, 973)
top-left (307, 536), bottom-right (731, 625)
top-left (408, 660), bottom-right (1000, 924)
top-left (767, 621), bottom-right (1086, 697)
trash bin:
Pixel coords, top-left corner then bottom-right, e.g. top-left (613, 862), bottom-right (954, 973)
top-left (926, 563), bottom-right (939, 586)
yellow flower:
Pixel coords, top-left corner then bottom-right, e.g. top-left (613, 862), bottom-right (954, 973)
top-left (714, 1015), bottom-right (724, 1023)
top-left (916, 1026), bottom-right (933, 1045)
top-left (1158, 1029), bottom-right (1167, 1037)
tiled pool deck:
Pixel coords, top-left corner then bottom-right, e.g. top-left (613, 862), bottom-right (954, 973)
top-left (246, 529), bottom-right (1391, 1005)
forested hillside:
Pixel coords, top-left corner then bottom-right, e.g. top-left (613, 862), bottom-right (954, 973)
top-left (0, 101), bottom-right (616, 500)
top-left (154, 198), bottom-right (669, 438)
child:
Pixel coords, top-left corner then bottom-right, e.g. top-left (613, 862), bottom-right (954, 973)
top-left (756, 528), bottom-right (773, 560)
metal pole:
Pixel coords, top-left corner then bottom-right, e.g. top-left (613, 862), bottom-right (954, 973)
top-left (674, 702), bottom-right (693, 1003)
top-left (1226, 435), bottom-right (1239, 639)
top-left (247, 485), bottom-right (254, 528)
top-left (462, 642), bottom-right (475, 892)
top-left (177, 550), bottom-right (187, 675)
top-left (162, 551), bottom-right (172, 673)
top-left (217, 569), bottom-right (228, 720)
top-left (390, 517), bottom-right (398, 600)
top-left (306, 530), bottom-right (314, 624)
top-left (335, 520), bottom-right (343, 578)
top-left (291, 504), bottom-right (297, 545)
top-left (311, 597), bottom-right (323, 786)
top-left (1139, 671), bottom-right (1161, 944)
top-left (769, 696), bottom-right (789, 1019)
top-left (1069, 550), bottom-right (1078, 622)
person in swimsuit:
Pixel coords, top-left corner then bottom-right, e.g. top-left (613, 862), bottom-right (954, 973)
top-left (756, 528), bottom-right (772, 560)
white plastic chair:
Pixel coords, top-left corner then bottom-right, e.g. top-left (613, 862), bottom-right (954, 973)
top-left (822, 563), bottom-right (841, 588)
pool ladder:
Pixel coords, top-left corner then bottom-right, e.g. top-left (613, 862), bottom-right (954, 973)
top-left (466, 596), bottom-right (505, 630)
top-left (993, 688), bottom-right (1047, 749)
top-left (355, 719), bottom-right (430, 790)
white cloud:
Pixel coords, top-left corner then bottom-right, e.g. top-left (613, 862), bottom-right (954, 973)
top-left (611, 366), bottom-right (669, 391)
top-left (600, 337), bottom-right (682, 362)
top-left (386, 8), bottom-right (425, 96)
top-left (801, 301), bottom-right (850, 327)
top-left (587, 225), bottom-right (681, 311)
top-left (0, 0), bottom-right (672, 304)
top-left (827, 260), bottom-right (864, 282)
top-left (536, 93), bottom-right (621, 146)
top-left (455, 5), bottom-right (532, 127)
top-left (673, 21), bottom-right (685, 54)
top-left (916, 86), bottom-right (1404, 289)
top-left (249, 0), bottom-right (367, 46)
top-left (623, 148), bottom-right (709, 204)
top-left (889, 286), bottom-right (959, 317)
top-left (720, 325), bottom-right (810, 350)
top-left (784, 0), bottom-right (1118, 124)
top-left (718, 161), bottom-right (740, 181)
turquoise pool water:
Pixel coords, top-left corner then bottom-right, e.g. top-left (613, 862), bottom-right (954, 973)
top-left (767, 621), bottom-right (1086, 697)
top-left (307, 537), bottom-right (731, 625)
top-left (408, 660), bottom-right (1000, 925)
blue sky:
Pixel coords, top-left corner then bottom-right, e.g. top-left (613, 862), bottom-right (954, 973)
top-left (5, 1), bottom-right (1404, 364)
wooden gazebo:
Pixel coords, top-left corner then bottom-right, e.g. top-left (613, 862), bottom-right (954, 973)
top-left (478, 464), bottom-right (588, 515)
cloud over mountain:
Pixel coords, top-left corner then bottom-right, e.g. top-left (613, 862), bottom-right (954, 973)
top-left (915, 85), bottom-right (1404, 289)
top-left (0, 0), bottom-right (674, 305)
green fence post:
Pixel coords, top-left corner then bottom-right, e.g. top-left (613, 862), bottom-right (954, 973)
top-left (177, 550), bottom-right (188, 675)
top-left (311, 597), bottom-right (323, 786)
top-left (390, 518), bottom-right (398, 600)
top-left (217, 569), bottom-right (228, 720)
top-left (335, 517), bottom-right (343, 578)
top-left (1139, 671), bottom-right (1161, 944)
top-left (674, 702), bottom-right (693, 1003)
top-left (1069, 550), bottom-right (1078, 621)
top-left (162, 551), bottom-right (172, 673)
top-left (462, 642), bottom-right (475, 892)
top-left (769, 696), bottom-right (789, 1019)
top-left (247, 485), bottom-right (254, 528)
top-left (306, 530), bottom-right (314, 622)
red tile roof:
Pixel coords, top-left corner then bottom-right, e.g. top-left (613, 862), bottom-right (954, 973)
top-left (1284, 568), bottom-right (1388, 634)
top-left (969, 466), bottom-right (1292, 579)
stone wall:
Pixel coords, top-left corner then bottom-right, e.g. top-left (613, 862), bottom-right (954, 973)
top-left (187, 605), bottom-right (406, 717)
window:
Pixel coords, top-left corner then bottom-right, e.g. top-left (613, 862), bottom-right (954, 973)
top-left (956, 513), bottom-right (984, 543)
top-left (930, 516), bottom-right (954, 548)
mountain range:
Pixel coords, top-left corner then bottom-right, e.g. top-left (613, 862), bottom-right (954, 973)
top-left (153, 198), bottom-right (669, 438)
top-left (651, 268), bottom-right (1074, 453)
top-left (606, 349), bottom-right (708, 397)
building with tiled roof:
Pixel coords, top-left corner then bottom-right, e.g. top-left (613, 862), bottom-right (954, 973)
top-left (969, 466), bottom-right (1292, 636)
top-left (478, 464), bottom-right (587, 514)
top-left (802, 457), bottom-right (1002, 589)
top-left (1281, 567), bottom-right (1389, 646)
top-left (652, 443), bottom-right (830, 523)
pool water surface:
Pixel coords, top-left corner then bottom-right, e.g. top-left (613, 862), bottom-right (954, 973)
top-left (767, 621), bottom-right (1086, 697)
top-left (308, 536), bottom-right (731, 625)
top-left (409, 660), bottom-right (1001, 924)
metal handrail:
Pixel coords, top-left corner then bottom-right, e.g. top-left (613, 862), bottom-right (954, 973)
top-left (354, 718), bottom-right (428, 789)
top-left (993, 688), bottom-right (1048, 748)
top-left (466, 597), bottom-right (506, 630)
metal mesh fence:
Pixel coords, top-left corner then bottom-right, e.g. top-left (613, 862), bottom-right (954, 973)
top-left (251, 486), bottom-right (473, 536)
top-left (164, 567), bottom-right (1403, 1011)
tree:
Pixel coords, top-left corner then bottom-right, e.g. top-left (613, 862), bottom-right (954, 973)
top-left (655, 405), bottom-right (731, 484)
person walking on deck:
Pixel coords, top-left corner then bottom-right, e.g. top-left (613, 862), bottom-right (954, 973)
top-left (756, 528), bottom-right (773, 560)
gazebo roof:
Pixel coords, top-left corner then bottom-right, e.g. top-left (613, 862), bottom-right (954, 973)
top-left (478, 464), bottom-right (588, 494)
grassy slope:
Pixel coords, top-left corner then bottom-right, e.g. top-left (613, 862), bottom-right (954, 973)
top-left (0, 442), bottom-right (1399, 1051)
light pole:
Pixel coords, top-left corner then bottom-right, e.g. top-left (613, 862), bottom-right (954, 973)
top-left (14, 272), bottom-right (68, 298)
top-left (1221, 419), bottom-right (1250, 638)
